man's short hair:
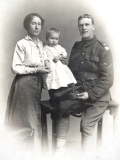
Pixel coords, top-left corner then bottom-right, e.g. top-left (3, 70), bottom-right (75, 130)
top-left (23, 13), bottom-right (44, 30)
top-left (78, 14), bottom-right (94, 25)
top-left (46, 28), bottom-right (60, 39)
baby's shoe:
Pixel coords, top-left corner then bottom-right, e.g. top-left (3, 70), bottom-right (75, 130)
top-left (54, 138), bottom-right (66, 157)
top-left (54, 147), bottom-right (66, 157)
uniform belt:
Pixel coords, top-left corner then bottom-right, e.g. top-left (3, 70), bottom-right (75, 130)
top-left (74, 71), bottom-right (99, 81)
top-left (84, 72), bottom-right (99, 80)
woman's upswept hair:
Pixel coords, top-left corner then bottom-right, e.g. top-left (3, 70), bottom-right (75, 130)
top-left (46, 28), bottom-right (60, 39)
top-left (23, 13), bottom-right (44, 30)
top-left (78, 14), bottom-right (94, 25)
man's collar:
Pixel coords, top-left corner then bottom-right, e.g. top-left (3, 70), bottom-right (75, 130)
top-left (81, 35), bottom-right (97, 47)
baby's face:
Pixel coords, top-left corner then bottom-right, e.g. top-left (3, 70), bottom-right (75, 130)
top-left (48, 32), bottom-right (59, 47)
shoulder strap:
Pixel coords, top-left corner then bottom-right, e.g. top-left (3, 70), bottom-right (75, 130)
top-left (98, 40), bottom-right (109, 50)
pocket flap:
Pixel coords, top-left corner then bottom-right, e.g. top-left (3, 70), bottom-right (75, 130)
top-left (85, 55), bottom-right (99, 62)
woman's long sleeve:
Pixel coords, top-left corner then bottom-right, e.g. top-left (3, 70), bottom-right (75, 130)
top-left (12, 41), bottom-right (38, 74)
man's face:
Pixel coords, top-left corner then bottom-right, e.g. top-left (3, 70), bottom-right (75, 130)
top-left (78, 18), bottom-right (95, 40)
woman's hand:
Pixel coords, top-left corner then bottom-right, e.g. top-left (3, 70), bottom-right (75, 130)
top-left (44, 60), bottom-right (51, 73)
top-left (45, 67), bottom-right (51, 74)
top-left (77, 92), bottom-right (89, 100)
top-left (37, 66), bottom-right (50, 74)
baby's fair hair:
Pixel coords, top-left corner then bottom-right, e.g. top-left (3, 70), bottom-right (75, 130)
top-left (46, 28), bottom-right (60, 39)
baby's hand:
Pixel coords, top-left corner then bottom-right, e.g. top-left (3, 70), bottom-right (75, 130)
top-left (53, 57), bottom-right (59, 63)
top-left (53, 54), bottom-right (63, 63)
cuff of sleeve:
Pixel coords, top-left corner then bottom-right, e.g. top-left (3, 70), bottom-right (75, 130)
top-left (35, 67), bottom-right (38, 73)
top-left (87, 90), bottom-right (95, 101)
top-left (25, 66), bottom-right (30, 74)
top-left (88, 88), bottom-right (105, 101)
top-left (25, 66), bottom-right (38, 74)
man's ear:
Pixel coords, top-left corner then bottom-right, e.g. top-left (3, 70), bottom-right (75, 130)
top-left (93, 24), bottom-right (95, 31)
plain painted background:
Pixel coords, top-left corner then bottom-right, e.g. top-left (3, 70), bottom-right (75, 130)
top-left (0, 0), bottom-right (120, 159)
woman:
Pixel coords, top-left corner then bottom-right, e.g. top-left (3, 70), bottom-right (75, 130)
top-left (4, 13), bottom-right (50, 153)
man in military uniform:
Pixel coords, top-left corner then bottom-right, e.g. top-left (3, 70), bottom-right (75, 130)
top-left (68, 14), bottom-right (114, 158)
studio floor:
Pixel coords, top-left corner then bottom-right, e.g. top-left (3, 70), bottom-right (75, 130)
top-left (0, 107), bottom-right (120, 160)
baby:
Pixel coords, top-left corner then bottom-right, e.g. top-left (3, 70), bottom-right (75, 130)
top-left (43, 28), bottom-right (81, 156)
top-left (43, 28), bottom-right (79, 100)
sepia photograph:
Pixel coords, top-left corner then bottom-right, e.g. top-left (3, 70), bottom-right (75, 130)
top-left (0, 0), bottom-right (120, 159)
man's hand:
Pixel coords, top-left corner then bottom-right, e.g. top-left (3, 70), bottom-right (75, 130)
top-left (59, 57), bottom-right (67, 64)
top-left (77, 92), bottom-right (89, 100)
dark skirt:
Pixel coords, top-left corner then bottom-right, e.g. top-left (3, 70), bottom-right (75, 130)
top-left (4, 74), bottom-right (42, 144)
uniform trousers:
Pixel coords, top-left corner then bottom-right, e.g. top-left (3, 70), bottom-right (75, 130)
top-left (81, 101), bottom-right (108, 136)
top-left (52, 99), bottom-right (108, 154)
top-left (80, 101), bottom-right (109, 157)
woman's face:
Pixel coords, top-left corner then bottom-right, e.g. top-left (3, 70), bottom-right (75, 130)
top-left (28, 16), bottom-right (42, 37)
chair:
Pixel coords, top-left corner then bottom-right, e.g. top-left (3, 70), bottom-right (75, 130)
top-left (40, 101), bottom-right (57, 153)
top-left (40, 100), bottom-right (119, 152)
top-left (40, 101), bottom-right (51, 153)
top-left (97, 100), bottom-right (119, 146)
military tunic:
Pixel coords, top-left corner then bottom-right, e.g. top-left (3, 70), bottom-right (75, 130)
top-left (68, 35), bottom-right (114, 136)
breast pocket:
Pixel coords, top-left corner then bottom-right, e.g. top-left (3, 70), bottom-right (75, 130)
top-left (84, 55), bottom-right (99, 71)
